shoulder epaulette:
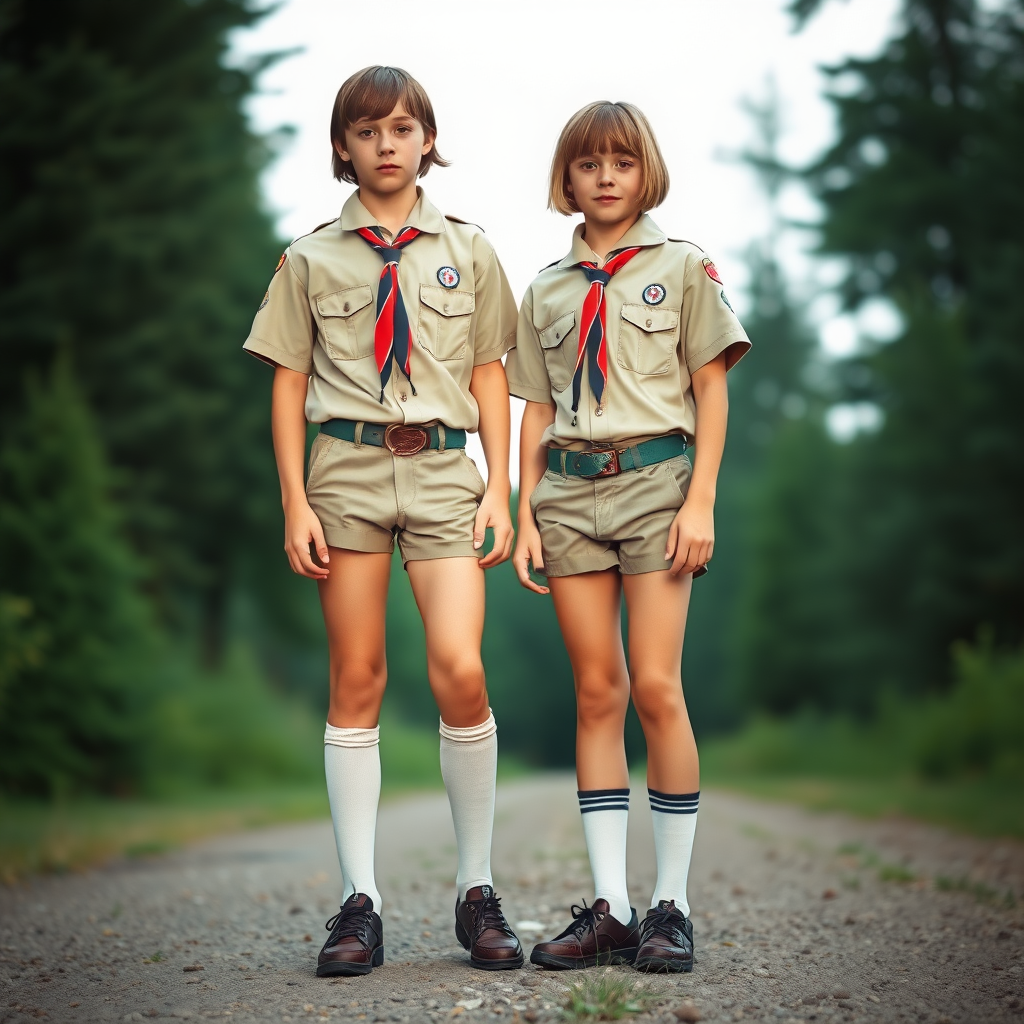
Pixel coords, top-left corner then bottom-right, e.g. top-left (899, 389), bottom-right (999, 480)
top-left (310, 217), bottom-right (340, 234)
top-left (667, 237), bottom-right (704, 251)
top-left (444, 213), bottom-right (485, 231)
top-left (538, 257), bottom-right (562, 272)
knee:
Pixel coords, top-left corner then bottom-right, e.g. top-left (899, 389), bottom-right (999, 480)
top-left (434, 654), bottom-right (486, 706)
top-left (330, 660), bottom-right (387, 716)
top-left (630, 672), bottom-right (687, 726)
top-left (575, 671), bottom-right (629, 727)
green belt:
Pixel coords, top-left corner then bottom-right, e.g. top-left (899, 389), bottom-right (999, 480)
top-left (548, 434), bottom-right (690, 479)
top-left (319, 418), bottom-right (466, 453)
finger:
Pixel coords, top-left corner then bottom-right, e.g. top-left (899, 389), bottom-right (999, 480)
top-left (706, 538), bottom-right (714, 562)
top-left (665, 520), bottom-right (679, 560)
top-left (671, 540), bottom-right (694, 577)
top-left (473, 506), bottom-right (488, 550)
top-left (298, 544), bottom-right (328, 579)
top-left (311, 520), bottom-right (330, 565)
top-left (480, 525), bottom-right (512, 568)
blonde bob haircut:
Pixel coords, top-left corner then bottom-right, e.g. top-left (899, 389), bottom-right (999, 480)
top-left (330, 66), bottom-right (449, 184)
top-left (549, 101), bottom-right (669, 215)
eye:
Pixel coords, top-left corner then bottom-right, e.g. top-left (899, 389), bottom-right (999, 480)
top-left (395, 124), bottom-right (412, 134)
top-left (357, 129), bottom-right (375, 138)
top-left (579, 161), bottom-right (597, 171)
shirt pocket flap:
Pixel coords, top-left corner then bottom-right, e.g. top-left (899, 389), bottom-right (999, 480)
top-left (621, 304), bottom-right (679, 333)
top-left (419, 285), bottom-right (475, 317)
top-left (317, 286), bottom-right (373, 319)
top-left (539, 311), bottom-right (576, 349)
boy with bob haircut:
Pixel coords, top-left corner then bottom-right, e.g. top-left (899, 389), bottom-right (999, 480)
top-left (244, 66), bottom-right (523, 976)
top-left (510, 100), bottom-right (750, 974)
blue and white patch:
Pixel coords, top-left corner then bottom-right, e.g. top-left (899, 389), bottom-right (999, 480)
top-left (258, 289), bottom-right (269, 312)
top-left (437, 266), bottom-right (460, 289)
top-left (720, 288), bottom-right (734, 312)
top-left (642, 283), bottom-right (666, 305)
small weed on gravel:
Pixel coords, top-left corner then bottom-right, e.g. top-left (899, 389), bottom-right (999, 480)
top-left (935, 874), bottom-right (1018, 907)
top-left (562, 975), bottom-right (651, 1020)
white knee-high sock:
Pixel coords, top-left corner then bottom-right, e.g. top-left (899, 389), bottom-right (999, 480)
top-left (649, 789), bottom-right (699, 916)
top-left (324, 723), bottom-right (382, 913)
top-left (578, 789), bottom-right (632, 925)
top-left (439, 712), bottom-right (497, 899)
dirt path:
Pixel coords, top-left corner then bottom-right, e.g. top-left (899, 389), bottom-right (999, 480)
top-left (2, 776), bottom-right (1022, 1023)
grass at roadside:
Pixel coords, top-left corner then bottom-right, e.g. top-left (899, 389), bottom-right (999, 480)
top-left (0, 716), bottom-right (526, 883)
top-left (700, 719), bottom-right (1022, 840)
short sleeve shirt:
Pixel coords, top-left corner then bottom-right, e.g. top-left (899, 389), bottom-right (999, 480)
top-left (505, 215), bottom-right (751, 448)
top-left (242, 188), bottom-right (517, 431)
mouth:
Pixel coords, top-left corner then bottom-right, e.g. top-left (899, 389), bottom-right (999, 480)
top-left (596, 195), bottom-right (620, 204)
top-left (377, 163), bottom-right (400, 171)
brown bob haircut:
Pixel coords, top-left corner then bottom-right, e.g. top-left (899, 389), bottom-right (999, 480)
top-left (330, 66), bottom-right (449, 184)
top-left (549, 101), bottom-right (670, 215)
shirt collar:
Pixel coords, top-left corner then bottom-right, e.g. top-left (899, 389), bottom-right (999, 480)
top-left (339, 186), bottom-right (446, 235)
top-left (556, 213), bottom-right (667, 270)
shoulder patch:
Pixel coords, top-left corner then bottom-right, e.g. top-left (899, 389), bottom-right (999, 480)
top-left (444, 213), bottom-right (485, 231)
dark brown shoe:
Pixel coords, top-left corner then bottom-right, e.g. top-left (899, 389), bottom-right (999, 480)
top-left (315, 893), bottom-right (384, 976)
top-left (529, 899), bottom-right (639, 970)
top-left (454, 885), bottom-right (524, 970)
top-left (634, 900), bottom-right (693, 973)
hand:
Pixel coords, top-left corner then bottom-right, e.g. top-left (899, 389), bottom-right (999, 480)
top-left (513, 518), bottom-right (550, 595)
top-left (284, 499), bottom-right (330, 579)
top-left (666, 499), bottom-right (714, 577)
top-left (474, 488), bottom-right (514, 568)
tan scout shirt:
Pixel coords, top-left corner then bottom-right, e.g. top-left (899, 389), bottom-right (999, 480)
top-left (506, 215), bottom-right (750, 448)
top-left (243, 189), bottom-right (517, 431)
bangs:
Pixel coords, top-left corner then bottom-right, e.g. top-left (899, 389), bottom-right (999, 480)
top-left (560, 103), bottom-right (644, 164)
top-left (339, 66), bottom-right (429, 128)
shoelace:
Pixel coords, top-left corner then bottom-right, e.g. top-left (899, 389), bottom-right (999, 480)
top-left (470, 893), bottom-right (513, 936)
top-left (642, 904), bottom-right (689, 944)
top-left (324, 902), bottom-right (373, 944)
top-left (553, 900), bottom-right (606, 947)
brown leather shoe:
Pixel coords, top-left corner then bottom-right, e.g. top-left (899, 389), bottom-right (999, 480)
top-left (529, 899), bottom-right (639, 970)
top-left (634, 899), bottom-right (694, 973)
top-left (315, 893), bottom-right (384, 976)
top-left (454, 884), bottom-right (524, 970)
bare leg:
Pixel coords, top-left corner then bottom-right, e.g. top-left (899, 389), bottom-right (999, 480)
top-left (317, 549), bottom-right (393, 727)
top-left (621, 570), bottom-right (697, 792)
top-left (549, 569), bottom-right (630, 791)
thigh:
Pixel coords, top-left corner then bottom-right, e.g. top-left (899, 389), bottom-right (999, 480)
top-left (548, 569), bottom-right (628, 688)
top-left (621, 568), bottom-right (692, 679)
top-left (398, 449), bottom-right (482, 563)
top-left (317, 549), bottom-right (392, 723)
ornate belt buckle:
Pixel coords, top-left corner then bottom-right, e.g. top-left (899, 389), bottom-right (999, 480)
top-left (384, 424), bottom-right (428, 456)
top-left (573, 448), bottom-right (620, 478)
top-left (593, 449), bottom-right (620, 477)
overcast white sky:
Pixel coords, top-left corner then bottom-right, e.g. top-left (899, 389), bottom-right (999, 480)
top-left (231, 0), bottom-right (903, 469)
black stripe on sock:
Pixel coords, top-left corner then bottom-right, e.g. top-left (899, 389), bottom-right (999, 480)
top-left (578, 788), bottom-right (629, 813)
top-left (648, 789), bottom-right (700, 814)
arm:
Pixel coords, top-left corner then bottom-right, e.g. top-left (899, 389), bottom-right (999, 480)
top-left (468, 358), bottom-right (514, 568)
top-left (666, 351), bottom-right (728, 576)
top-left (512, 399), bottom-right (556, 594)
top-left (272, 365), bottom-right (330, 579)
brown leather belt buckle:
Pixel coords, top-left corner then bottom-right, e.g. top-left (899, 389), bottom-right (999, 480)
top-left (593, 449), bottom-right (620, 477)
top-left (384, 424), bottom-right (429, 456)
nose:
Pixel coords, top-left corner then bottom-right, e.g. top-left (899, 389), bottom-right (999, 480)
top-left (378, 134), bottom-right (395, 156)
top-left (598, 165), bottom-right (615, 186)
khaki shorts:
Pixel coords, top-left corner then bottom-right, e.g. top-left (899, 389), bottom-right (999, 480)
top-left (305, 433), bottom-right (485, 563)
top-left (530, 453), bottom-right (692, 577)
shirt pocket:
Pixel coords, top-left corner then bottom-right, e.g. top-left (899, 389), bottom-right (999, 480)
top-left (615, 304), bottom-right (680, 375)
top-left (538, 311), bottom-right (577, 393)
top-left (316, 286), bottom-right (375, 360)
top-left (418, 285), bottom-right (475, 361)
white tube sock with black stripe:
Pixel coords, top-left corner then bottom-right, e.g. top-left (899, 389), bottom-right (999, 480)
top-left (578, 788), bottom-right (632, 925)
top-left (324, 723), bottom-right (382, 914)
top-left (649, 789), bottom-right (699, 916)
top-left (439, 712), bottom-right (497, 899)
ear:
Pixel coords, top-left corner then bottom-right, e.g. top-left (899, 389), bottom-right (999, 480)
top-left (333, 139), bottom-right (350, 163)
top-left (421, 131), bottom-right (435, 158)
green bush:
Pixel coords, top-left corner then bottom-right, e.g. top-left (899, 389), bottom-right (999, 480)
top-left (914, 636), bottom-right (1024, 782)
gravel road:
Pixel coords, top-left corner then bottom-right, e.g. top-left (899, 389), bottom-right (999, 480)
top-left (2, 776), bottom-right (1022, 1024)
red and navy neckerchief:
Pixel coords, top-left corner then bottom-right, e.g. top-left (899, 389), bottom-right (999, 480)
top-left (572, 246), bottom-right (642, 423)
top-left (355, 225), bottom-right (422, 402)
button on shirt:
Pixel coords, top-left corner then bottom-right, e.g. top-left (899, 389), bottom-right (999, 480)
top-left (506, 215), bottom-right (751, 448)
top-left (242, 189), bottom-right (517, 430)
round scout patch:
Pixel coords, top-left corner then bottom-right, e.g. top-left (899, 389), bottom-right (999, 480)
top-left (720, 288), bottom-right (734, 312)
top-left (642, 283), bottom-right (666, 305)
top-left (258, 290), bottom-right (269, 311)
top-left (437, 266), bottom-right (460, 289)
top-left (274, 252), bottom-right (286, 274)
top-left (702, 257), bottom-right (723, 284)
